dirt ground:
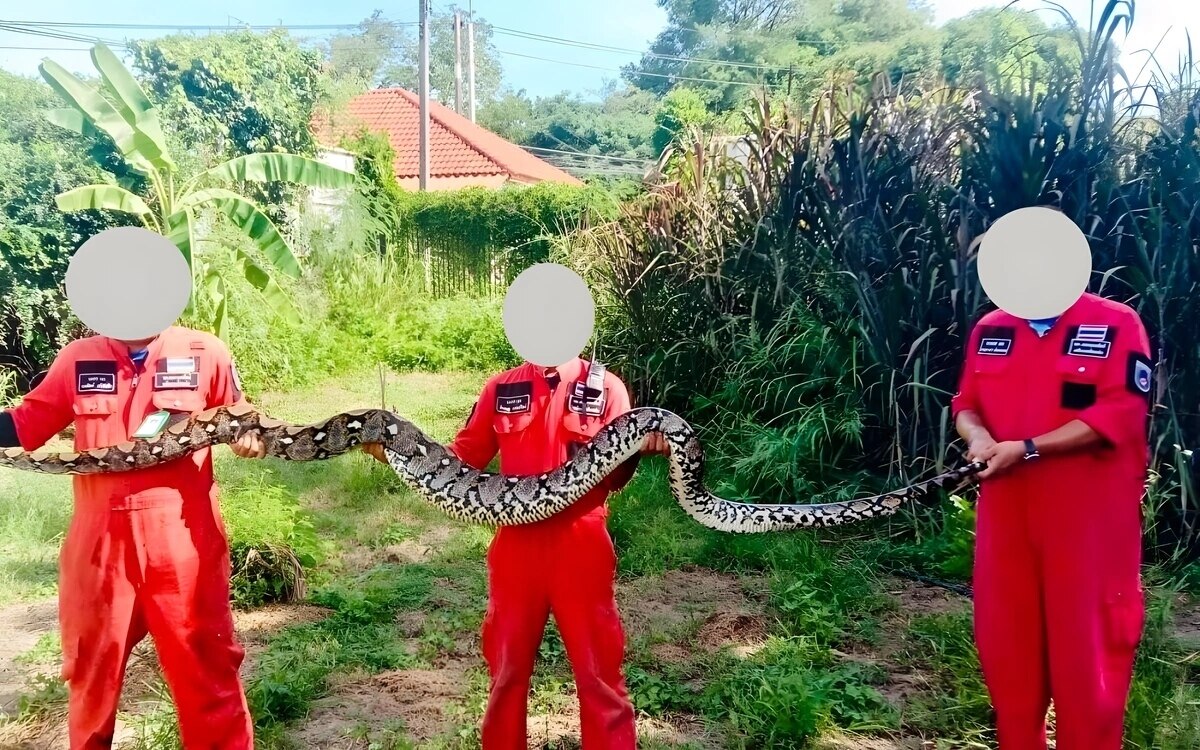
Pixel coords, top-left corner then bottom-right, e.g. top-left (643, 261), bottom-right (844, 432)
top-left (1, 567), bottom-right (1194, 749)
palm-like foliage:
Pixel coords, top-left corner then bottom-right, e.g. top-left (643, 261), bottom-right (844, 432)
top-left (39, 44), bottom-right (355, 338)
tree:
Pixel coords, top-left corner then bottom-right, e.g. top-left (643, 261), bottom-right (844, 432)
top-left (0, 70), bottom-right (140, 376)
top-left (324, 9), bottom-right (410, 91)
top-left (126, 30), bottom-right (326, 227)
top-left (940, 8), bottom-right (1082, 89)
top-left (385, 5), bottom-right (504, 109)
top-left (38, 44), bottom-right (355, 339)
top-left (653, 87), bottom-right (711, 153)
top-left (624, 0), bottom-right (944, 113)
top-left (479, 85), bottom-right (660, 162)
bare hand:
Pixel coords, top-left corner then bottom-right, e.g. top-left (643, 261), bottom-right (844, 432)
top-left (642, 432), bottom-right (670, 455)
top-left (975, 440), bottom-right (1025, 480)
top-left (966, 433), bottom-right (997, 464)
top-left (230, 431), bottom-right (267, 459)
top-left (361, 442), bottom-right (388, 464)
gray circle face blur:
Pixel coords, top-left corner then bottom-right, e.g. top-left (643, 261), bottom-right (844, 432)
top-left (503, 263), bottom-right (595, 367)
top-left (977, 207), bottom-right (1091, 319)
top-left (65, 227), bottom-right (192, 340)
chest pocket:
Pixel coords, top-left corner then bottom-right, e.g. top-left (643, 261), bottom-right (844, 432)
top-left (1056, 357), bottom-right (1103, 410)
top-left (493, 411), bottom-right (535, 436)
top-left (562, 384), bottom-right (609, 454)
top-left (72, 394), bottom-right (118, 418)
top-left (492, 380), bottom-right (536, 437)
top-left (151, 389), bottom-right (207, 414)
top-left (71, 394), bottom-right (119, 452)
top-left (972, 354), bottom-right (1014, 377)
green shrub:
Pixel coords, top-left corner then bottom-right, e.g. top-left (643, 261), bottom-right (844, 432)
top-left (703, 637), bottom-right (898, 748)
top-left (384, 295), bottom-right (519, 374)
top-left (393, 183), bottom-right (617, 297)
top-left (219, 476), bottom-right (321, 608)
top-left (878, 495), bottom-right (978, 582)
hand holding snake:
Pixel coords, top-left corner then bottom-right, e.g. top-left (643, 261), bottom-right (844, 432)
top-left (0, 404), bottom-right (985, 533)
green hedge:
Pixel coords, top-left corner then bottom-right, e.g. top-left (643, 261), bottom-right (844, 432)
top-left (395, 182), bottom-right (618, 297)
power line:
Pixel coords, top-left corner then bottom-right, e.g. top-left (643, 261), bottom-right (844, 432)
top-left (522, 145), bottom-right (649, 164)
top-left (0, 20), bottom-right (416, 31)
top-left (492, 25), bottom-right (809, 73)
top-left (495, 48), bottom-right (781, 90)
top-left (0, 45), bottom-right (96, 51)
top-left (0, 22), bottom-right (125, 48)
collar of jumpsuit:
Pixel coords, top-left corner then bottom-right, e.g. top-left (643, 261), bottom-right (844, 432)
top-left (1027, 316), bottom-right (1059, 337)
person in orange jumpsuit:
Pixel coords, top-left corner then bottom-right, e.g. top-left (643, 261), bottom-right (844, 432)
top-left (951, 291), bottom-right (1153, 750)
top-left (0, 325), bottom-right (267, 749)
top-left (366, 356), bottom-right (667, 749)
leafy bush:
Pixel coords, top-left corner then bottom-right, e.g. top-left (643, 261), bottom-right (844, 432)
top-left (385, 295), bottom-right (519, 374)
top-left (0, 70), bottom-right (140, 380)
top-left (393, 182), bottom-right (618, 297)
top-left (219, 476), bottom-right (321, 608)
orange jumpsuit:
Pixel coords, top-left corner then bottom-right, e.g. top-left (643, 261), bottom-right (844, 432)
top-left (5, 326), bottom-right (253, 749)
top-left (951, 292), bottom-right (1152, 750)
top-left (449, 357), bottom-right (641, 750)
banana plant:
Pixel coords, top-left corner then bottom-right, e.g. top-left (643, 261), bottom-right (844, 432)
top-left (38, 43), bottom-right (356, 339)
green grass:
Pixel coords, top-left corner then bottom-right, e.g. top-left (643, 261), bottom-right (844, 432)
top-left (0, 468), bottom-right (72, 605)
top-left (3, 368), bottom-right (1197, 750)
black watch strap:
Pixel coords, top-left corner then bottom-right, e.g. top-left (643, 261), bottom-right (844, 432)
top-left (1023, 438), bottom-right (1040, 459)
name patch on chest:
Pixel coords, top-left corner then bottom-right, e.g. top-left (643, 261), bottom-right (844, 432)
top-left (75, 360), bottom-right (117, 393)
top-left (1064, 324), bottom-right (1114, 359)
top-left (495, 381), bottom-right (532, 414)
top-left (976, 326), bottom-right (1014, 356)
top-left (153, 356), bottom-right (199, 390)
top-left (567, 381), bottom-right (607, 416)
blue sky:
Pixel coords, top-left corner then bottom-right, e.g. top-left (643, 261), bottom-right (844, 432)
top-left (0, 1), bottom-right (1194, 99)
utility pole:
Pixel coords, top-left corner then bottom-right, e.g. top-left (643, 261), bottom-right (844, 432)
top-left (467, 17), bottom-right (477, 121)
top-left (454, 11), bottom-right (463, 114)
top-left (418, 0), bottom-right (430, 190)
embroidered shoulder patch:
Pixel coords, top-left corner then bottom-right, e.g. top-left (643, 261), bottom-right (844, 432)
top-left (1127, 352), bottom-right (1153, 397)
top-left (495, 381), bottom-right (532, 414)
top-left (1064, 324), bottom-right (1114, 359)
top-left (977, 325), bottom-right (1014, 356)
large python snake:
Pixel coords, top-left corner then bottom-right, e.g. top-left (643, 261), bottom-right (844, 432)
top-left (0, 403), bottom-right (986, 533)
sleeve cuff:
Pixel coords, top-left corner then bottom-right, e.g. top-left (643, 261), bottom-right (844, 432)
top-left (10, 409), bottom-right (49, 453)
top-left (1075, 407), bottom-right (1127, 449)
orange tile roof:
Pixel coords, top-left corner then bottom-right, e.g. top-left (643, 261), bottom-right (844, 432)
top-left (311, 88), bottom-right (583, 189)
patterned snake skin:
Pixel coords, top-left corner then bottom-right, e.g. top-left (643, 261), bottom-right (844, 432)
top-left (0, 403), bottom-right (986, 533)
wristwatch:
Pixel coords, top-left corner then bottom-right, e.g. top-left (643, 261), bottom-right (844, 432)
top-left (1023, 439), bottom-right (1040, 461)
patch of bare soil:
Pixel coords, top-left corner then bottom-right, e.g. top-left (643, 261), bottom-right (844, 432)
top-left (0, 599), bottom-right (58, 717)
top-left (526, 697), bottom-right (721, 749)
top-left (233, 602), bottom-right (330, 646)
top-left (336, 522), bottom-right (457, 572)
top-left (616, 566), bottom-right (769, 641)
top-left (286, 656), bottom-right (478, 748)
top-left (694, 612), bottom-right (769, 657)
top-left (813, 733), bottom-right (925, 750)
top-left (1171, 592), bottom-right (1200, 646)
top-left (0, 602), bottom-right (332, 749)
top-left (836, 576), bottom-right (971, 713)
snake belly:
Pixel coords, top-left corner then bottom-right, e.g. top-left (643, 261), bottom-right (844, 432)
top-left (0, 403), bottom-right (985, 532)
